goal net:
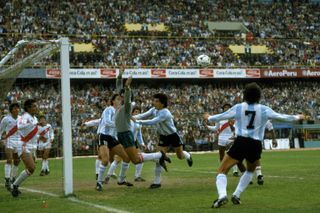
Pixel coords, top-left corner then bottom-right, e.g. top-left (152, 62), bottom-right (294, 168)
top-left (0, 39), bottom-right (60, 99)
top-left (0, 38), bottom-right (73, 196)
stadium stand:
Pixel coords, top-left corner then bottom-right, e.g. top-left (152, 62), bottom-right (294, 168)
top-left (0, 0), bottom-right (319, 67)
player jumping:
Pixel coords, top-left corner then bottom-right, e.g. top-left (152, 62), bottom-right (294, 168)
top-left (133, 93), bottom-right (193, 188)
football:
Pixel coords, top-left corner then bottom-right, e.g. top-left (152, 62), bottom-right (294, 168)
top-left (196, 54), bottom-right (211, 66)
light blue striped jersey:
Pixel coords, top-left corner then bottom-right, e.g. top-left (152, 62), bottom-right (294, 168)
top-left (208, 102), bottom-right (300, 141)
top-left (134, 107), bottom-right (177, 136)
top-left (98, 106), bottom-right (117, 138)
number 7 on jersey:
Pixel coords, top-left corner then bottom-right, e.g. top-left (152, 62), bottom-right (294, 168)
top-left (245, 110), bottom-right (256, 129)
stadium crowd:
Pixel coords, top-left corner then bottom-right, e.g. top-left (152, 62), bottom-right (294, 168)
top-left (0, 0), bottom-right (319, 67)
top-left (1, 79), bottom-right (319, 154)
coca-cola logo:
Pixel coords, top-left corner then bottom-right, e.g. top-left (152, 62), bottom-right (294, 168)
top-left (302, 70), bottom-right (320, 77)
top-left (246, 69), bottom-right (260, 78)
top-left (100, 69), bottom-right (116, 78)
top-left (46, 69), bottom-right (61, 78)
top-left (263, 70), bottom-right (297, 77)
top-left (151, 69), bottom-right (166, 78)
top-left (199, 69), bottom-right (213, 77)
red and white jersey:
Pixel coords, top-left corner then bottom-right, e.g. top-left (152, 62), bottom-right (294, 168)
top-left (38, 123), bottom-right (54, 142)
top-left (18, 112), bottom-right (38, 148)
top-left (0, 115), bottom-right (20, 144)
top-left (207, 119), bottom-right (234, 142)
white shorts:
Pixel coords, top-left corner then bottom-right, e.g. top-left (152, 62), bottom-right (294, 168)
top-left (38, 142), bottom-right (52, 150)
top-left (5, 140), bottom-right (20, 150)
top-left (218, 137), bottom-right (235, 147)
top-left (8, 141), bottom-right (36, 157)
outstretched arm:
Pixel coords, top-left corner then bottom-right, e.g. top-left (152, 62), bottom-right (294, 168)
top-left (136, 110), bottom-right (168, 126)
top-left (84, 119), bottom-right (101, 127)
top-left (133, 108), bottom-right (155, 120)
top-left (203, 106), bottom-right (237, 123)
top-left (266, 108), bottom-right (304, 122)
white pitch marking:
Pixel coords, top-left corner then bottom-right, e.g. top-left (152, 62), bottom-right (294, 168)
top-left (171, 169), bottom-right (305, 180)
top-left (21, 187), bottom-right (133, 213)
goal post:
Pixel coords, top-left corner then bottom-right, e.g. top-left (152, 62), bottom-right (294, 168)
top-left (0, 37), bottom-right (73, 196)
top-left (60, 37), bottom-right (73, 196)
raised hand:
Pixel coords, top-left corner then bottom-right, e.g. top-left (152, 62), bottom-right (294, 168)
top-left (125, 76), bottom-right (133, 87)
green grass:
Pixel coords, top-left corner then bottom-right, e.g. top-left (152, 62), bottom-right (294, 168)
top-left (1, 150), bottom-right (320, 213)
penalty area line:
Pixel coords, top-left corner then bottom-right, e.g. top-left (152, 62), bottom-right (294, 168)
top-left (20, 187), bottom-right (133, 213)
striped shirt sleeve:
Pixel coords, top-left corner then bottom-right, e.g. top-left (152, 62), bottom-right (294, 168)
top-left (84, 119), bottom-right (101, 127)
top-left (265, 107), bottom-right (300, 122)
top-left (137, 110), bottom-right (168, 126)
top-left (208, 106), bottom-right (237, 123)
top-left (133, 107), bottom-right (155, 120)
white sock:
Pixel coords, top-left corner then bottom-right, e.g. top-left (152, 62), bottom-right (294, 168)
top-left (216, 173), bottom-right (227, 199)
top-left (95, 159), bottom-right (100, 175)
top-left (135, 163), bottom-right (144, 178)
top-left (233, 171), bottom-right (253, 198)
top-left (119, 162), bottom-right (130, 182)
top-left (46, 160), bottom-right (50, 171)
top-left (255, 166), bottom-right (262, 177)
top-left (154, 162), bottom-right (162, 184)
top-left (232, 165), bottom-right (238, 173)
top-left (141, 152), bottom-right (161, 162)
top-left (13, 170), bottom-right (29, 186)
top-left (182, 151), bottom-right (191, 160)
top-left (4, 163), bottom-right (11, 179)
top-left (107, 160), bottom-right (120, 176)
top-left (11, 165), bottom-right (19, 179)
top-left (97, 164), bottom-right (106, 183)
top-left (42, 160), bottom-right (46, 171)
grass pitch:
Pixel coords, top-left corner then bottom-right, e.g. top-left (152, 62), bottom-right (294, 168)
top-left (1, 150), bottom-right (320, 213)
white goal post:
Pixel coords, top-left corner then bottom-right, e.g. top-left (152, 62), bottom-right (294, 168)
top-left (60, 38), bottom-right (73, 196)
top-left (0, 37), bottom-right (73, 196)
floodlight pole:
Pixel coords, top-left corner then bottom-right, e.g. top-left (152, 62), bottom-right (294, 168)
top-left (60, 37), bottom-right (73, 196)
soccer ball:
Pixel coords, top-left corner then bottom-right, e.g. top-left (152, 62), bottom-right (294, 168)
top-left (196, 54), bottom-right (211, 66)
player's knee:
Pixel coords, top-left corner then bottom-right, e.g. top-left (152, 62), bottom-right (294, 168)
top-left (176, 152), bottom-right (184, 160)
top-left (121, 156), bottom-right (130, 163)
top-left (13, 159), bottom-right (20, 166)
top-left (100, 159), bottom-right (109, 166)
top-left (246, 167), bottom-right (255, 172)
top-left (132, 159), bottom-right (139, 164)
top-left (131, 157), bottom-right (141, 165)
top-left (27, 166), bottom-right (36, 174)
top-left (217, 165), bottom-right (228, 174)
